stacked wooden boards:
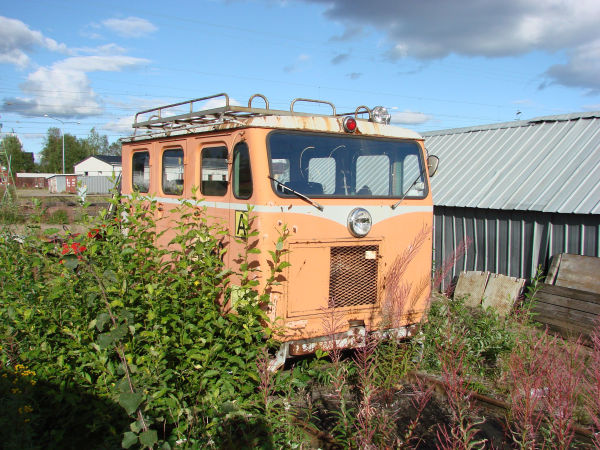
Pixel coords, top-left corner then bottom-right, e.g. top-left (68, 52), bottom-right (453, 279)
top-left (532, 254), bottom-right (600, 340)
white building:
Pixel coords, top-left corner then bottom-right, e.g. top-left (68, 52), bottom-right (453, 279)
top-left (74, 155), bottom-right (122, 176)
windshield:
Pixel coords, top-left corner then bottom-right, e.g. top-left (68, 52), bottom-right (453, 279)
top-left (268, 131), bottom-right (426, 198)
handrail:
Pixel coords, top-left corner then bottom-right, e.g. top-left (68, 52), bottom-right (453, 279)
top-left (354, 106), bottom-right (371, 120)
top-left (130, 92), bottom-right (381, 137)
top-left (134, 93), bottom-right (229, 125)
top-left (248, 93), bottom-right (269, 109)
top-left (290, 98), bottom-right (336, 116)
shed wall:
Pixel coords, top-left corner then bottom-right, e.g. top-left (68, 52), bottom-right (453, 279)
top-left (78, 176), bottom-right (118, 194)
top-left (434, 206), bottom-right (600, 290)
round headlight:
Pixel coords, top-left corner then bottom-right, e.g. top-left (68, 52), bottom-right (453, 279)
top-left (371, 106), bottom-right (391, 124)
top-left (347, 208), bottom-right (372, 237)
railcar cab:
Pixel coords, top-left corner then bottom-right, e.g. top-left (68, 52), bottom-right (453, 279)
top-left (121, 93), bottom-right (438, 368)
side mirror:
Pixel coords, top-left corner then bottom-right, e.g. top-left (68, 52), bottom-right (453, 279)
top-left (427, 155), bottom-right (439, 177)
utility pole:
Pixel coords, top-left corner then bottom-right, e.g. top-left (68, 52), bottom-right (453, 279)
top-left (44, 115), bottom-right (80, 174)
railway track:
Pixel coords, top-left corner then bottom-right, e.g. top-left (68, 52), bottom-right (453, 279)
top-left (283, 367), bottom-right (594, 448)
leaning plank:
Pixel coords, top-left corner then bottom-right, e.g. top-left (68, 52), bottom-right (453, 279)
top-left (546, 253), bottom-right (562, 285)
top-left (554, 254), bottom-right (600, 294)
top-left (482, 273), bottom-right (525, 317)
top-left (454, 271), bottom-right (490, 307)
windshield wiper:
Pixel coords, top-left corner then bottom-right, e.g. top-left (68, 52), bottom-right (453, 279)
top-left (268, 176), bottom-right (324, 211)
top-left (391, 169), bottom-right (426, 210)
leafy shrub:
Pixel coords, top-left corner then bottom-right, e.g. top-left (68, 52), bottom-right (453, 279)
top-left (45, 209), bottom-right (69, 224)
top-left (419, 295), bottom-right (515, 384)
top-left (0, 202), bottom-right (25, 224)
top-left (0, 194), bottom-right (278, 448)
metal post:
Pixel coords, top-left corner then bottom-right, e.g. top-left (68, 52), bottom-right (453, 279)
top-left (61, 129), bottom-right (65, 174)
top-left (44, 115), bottom-right (79, 174)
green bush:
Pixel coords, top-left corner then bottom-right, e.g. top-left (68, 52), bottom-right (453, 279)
top-left (45, 209), bottom-right (69, 224)
top-left (418, 295), bottom-right (516, 384)
top-left (0, 203), bottom-right (25, 224)
top-left (0, 194), bottom-right (278, 448)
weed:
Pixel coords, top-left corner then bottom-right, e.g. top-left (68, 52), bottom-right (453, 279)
top-left (419, 295), bottom-right (515, 384)
top-left (542, 337), bottom-right (585, 450)
top-left (585, 320), bottom-right (600, 449)
top-left (45, 209), bottom-right (69, 224)
top-left (435, 324), bottom-right (487, 449)
top-left (0, 201), bottom-right (25, 224)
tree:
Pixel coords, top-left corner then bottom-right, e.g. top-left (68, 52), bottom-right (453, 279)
top-left (106, 141), bottom-right (122, 156)
top-left (0, 134), bottom-right (35, 173)
top-left (82, 128), bottom-right (121, 156)
top-left (82, 128), bottom-right (109, 156)
top-left (39, 128), bottom-right (90, 173)
top-left (39, 127), bottom-right (121, 173)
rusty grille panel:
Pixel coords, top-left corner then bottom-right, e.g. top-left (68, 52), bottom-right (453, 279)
top-left (329, 245), bottom-right (379, 308)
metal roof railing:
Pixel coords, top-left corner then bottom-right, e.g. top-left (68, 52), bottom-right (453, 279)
top-left (132, 93), bottom-right (373, 136)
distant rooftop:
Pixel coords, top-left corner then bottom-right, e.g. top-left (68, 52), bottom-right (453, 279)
top-left (90, 155), bottom-right (121, 165)
top-left (423, 111), bottom-right (600, 215)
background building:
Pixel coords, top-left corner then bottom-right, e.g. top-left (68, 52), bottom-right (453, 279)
top-left (423, 111), bottom-right (600, 288)
top-left (74, 155), bottom-right (122, 177)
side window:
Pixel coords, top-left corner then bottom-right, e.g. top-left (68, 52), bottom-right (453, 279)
top-left (356, 155), bottom-right (390, 196)
top-left (162, 148), bottom-right (184, 195)
top-left (132, 151), bottom-right (150, 193)
top-left (233, 142), bottom-right (252, 199)
top-left (201, 146), bottom-right (228, 196)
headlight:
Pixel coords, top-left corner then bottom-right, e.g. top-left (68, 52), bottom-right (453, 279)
top-left (371, 106), bottom-right (391, 124)
top-left (347, 208), bottom-right (372, 237)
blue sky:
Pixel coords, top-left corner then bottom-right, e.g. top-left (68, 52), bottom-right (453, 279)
top-left (1, 0), bottom-right (599, 159)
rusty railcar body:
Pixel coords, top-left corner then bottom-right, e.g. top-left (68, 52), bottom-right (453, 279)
top-left (121, 93), bottom-right (438, 367)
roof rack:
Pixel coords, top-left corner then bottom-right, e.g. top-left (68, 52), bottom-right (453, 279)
top-left (132, 93), bottom-right (373, 136)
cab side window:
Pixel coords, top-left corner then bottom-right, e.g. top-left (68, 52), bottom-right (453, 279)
top-left (162, 148), bottom-right (184, 195)
top-left (233, 142), bottom-right (252, 199)
top-left (201, 146), bottom-right (228, 196)
top-left (132, 151), bottom-right (150, 193)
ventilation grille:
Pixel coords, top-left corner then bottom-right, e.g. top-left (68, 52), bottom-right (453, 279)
top-left (329, 245), bottom-right (379, 308)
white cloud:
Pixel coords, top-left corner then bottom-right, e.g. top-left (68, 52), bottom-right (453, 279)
top-left (72, 43), bottom-right (128, 56)
top-left (102, 17), bottom-right (157, 38)
top-left (391, 110), bottom-right (431, 125)
top-left (3, 55), bottom-right (150, 118)
top-left (103, 95), bottom-right (242, 132)
top-left (103, 115), bottom-right (136, 134)
top-left (303, 0), bottom-right (600, 90)
top-left (0, 16), bottom-right (67, 67)
top-left (55, 55), bottom-right (149, 72)
top-left (5, 67), bottom-right (103, 117)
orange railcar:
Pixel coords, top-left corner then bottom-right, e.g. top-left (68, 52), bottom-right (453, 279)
top-left (121, 93), bottom-right (438, 367)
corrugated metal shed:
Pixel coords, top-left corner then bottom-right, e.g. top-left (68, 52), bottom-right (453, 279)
top-left (423, 111), bottom-right (600, 288)
top-left (423, 111), bottom-right (600, 214)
